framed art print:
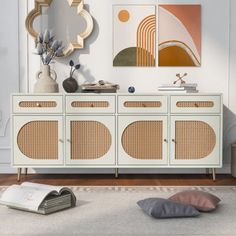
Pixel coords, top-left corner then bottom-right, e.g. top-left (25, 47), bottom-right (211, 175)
top-left (158, 5), bottom-right (201, 67)
top-left (113, 5), bottom-right (156, 67)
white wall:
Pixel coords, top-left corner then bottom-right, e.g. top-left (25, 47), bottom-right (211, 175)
top-left (224, 0), bottom-right (236, 173)
top-left (0, 1), bottom-right (19, 172)
top-left (0, 0), bottom-right (235, 174)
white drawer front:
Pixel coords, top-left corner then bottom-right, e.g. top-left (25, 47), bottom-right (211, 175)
top-left (171, 95), bottom-right (221, 114)
top-left (12, 95), bottom-right (63, 114)
top-left (118, 95), bottom-right (168, 113)
top-left (66, 95), bottom-right (116, 113)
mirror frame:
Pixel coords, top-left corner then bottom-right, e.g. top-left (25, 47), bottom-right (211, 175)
top-left (25, 0), bottom-right (94, 57)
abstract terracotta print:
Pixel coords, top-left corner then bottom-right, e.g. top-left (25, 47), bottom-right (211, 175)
top-left (158, 5), bottom-right (201, 67)
top-left (113, 5), bottom-right (156, 67)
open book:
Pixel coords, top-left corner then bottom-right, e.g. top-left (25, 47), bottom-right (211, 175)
top-left (0, 182), bottom-right (76, 214)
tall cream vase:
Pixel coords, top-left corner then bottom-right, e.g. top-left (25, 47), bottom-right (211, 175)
top-left (34, 64), bottom-right (59, 93)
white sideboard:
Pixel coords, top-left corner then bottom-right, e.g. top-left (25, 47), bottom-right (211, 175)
top-left (11, 93), bottom-right (223, 181)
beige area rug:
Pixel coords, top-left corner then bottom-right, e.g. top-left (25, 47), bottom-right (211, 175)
top-left (0, 186), bottom-right (236, 236)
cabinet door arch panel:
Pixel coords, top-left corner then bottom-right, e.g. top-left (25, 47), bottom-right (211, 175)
top-left (13, 116), bottom-right (64, 166)
top-left (170, 116), bottom-right (220, 166)
top-left (118, 116), bottom-right (168, 165)
top-left (70, 120), bottom-right (112, 160)
top-left (17, 120), bottom-right (58, 160)
top-left (121, 121), bottom-right (163, 160)
top-left (66, 116), bottom-right (115, 165)
top-left (175, 121), bottom-right (216, 160)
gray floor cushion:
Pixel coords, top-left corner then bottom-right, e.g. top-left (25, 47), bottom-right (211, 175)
top-left (137, 198), bottom-right (200, 219)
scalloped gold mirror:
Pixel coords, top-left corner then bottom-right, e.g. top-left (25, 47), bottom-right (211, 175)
top-left (25, 0), bottom-right (94, 57)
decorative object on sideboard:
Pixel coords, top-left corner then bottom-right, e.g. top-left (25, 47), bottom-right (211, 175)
top-left (128, 86), bottom-right (135, 93)
top-left (62, 60), bottom-right (80, 93)
top-left (25, 0), bottom-right (94, 57)
top-left (174, 73), bottom-right (188, 85)
top-left (158, 73), bottom-right (198, 93)
top-left (80, 81), bottom-right (120, 93)
top-left (158, 84), bottom-right (198, 93)
top-left (34, 30), bottom-right (64, 93)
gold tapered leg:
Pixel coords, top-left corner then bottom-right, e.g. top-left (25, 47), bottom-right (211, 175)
top-left (25, 168), bottom-right (28, 176)
top-left (115, 168), bottom-right (119, 178)
top-left (212, 168), bottom-right (216, 181)
top-left (17, 168), bottom-right (22, 182)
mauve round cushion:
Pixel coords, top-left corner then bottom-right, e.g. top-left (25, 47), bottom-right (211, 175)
top-left (168, 190), bottom-right (221, 212)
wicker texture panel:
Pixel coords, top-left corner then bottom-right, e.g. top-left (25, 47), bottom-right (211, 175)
top-left (17, 121), bottom-right (58, 160)
top-left (19, 101), bottom-right (57, 108)
top-left (175, 121), bottom-right (216, 160)
top-left (71, 121), bottom-right (111, 160)
top-left (176, 101), bottom-right (214, 108)
top-left (71, 101), bottom-right (109, 108)
top-left (124, 101), bottom-right (162, 108)
top-left (122, 121), bottom-right (163, 160)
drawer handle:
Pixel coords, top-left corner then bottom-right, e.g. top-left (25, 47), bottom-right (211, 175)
top-left (172, 139), bottom-right (176, 143)
top-left (59, 139), bottom-right (64, 143)
top-left (67, 139), bottom-right (71, 143)
top-left (164, 139), bottom-right (168, 143)
top-left (176, 101), bottom-right (214, 108)
top-left (124, 101), bottom-right (162, 108)
top-left (19, 101), bottom-right (57, 108)
top-left (71, 101), bottom-right (109, 108)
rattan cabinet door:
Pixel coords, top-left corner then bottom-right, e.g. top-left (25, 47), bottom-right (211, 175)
top-left (170, 116), bottom-right (221, 167)
top-left (13, 116), bottom-right (64, 166)
top-left (66, 116), bottom-right (115, 165)
top-left (118, 116), bottom-right (168, 166)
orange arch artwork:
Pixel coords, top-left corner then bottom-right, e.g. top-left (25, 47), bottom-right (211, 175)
top-left (113, 5), bottom-right (156, 67)
top-left (158, 5), bottom-right (201, 67)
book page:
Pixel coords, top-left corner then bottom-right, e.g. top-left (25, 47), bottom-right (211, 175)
top-left (21, 182), bottom-right (63, 193)
top-left (21, 182), bottom-right (76, 205)
top-left (0, 185), bottom-right (56, 211)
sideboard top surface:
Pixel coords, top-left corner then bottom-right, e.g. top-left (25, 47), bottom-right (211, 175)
top-left (11, 93), bottom-right (223, 96)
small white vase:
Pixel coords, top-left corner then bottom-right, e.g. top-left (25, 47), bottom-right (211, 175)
top-left (34, 64), bottom-right (59, 93)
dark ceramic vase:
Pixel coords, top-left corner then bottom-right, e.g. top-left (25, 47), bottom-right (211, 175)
top-left (62, 77), bottom-right (78, 93)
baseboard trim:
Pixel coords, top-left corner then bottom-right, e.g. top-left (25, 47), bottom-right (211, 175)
top-left (0, 164), bottom-right (231, 174)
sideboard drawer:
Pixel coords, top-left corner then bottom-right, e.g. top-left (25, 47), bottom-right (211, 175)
top-left (171, 95), bottom-right (221, 114)
top-left (66, 95), bottom-right (116, 113)
top-left (12, 95), bottom-right (63, 114)
top-left (118, 95), bottom-right (168, 113)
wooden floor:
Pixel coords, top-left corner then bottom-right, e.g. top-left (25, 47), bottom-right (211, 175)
top-left (1, 174), bottom-right (236, 186)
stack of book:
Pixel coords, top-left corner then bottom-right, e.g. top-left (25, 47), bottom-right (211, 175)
top-left (80, 80), bottom-right (120, 93)
top-left (38, 193), bottom-right (72, 215)
top-left (158, 83), bottom-right (198, 93)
